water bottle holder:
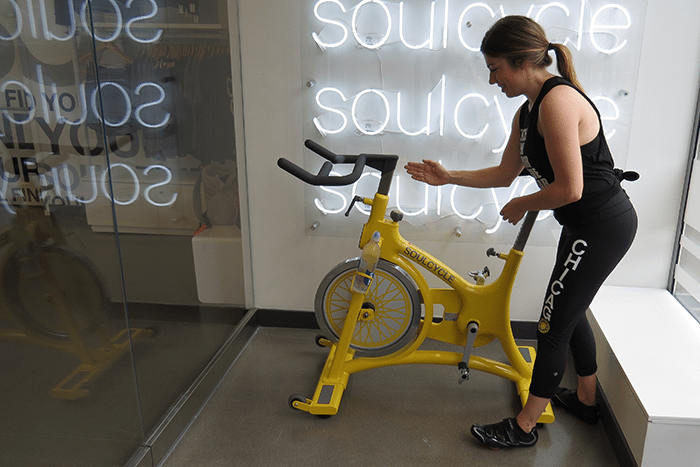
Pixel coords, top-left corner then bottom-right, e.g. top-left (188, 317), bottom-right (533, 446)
top-left (356, 270), bottom-right (374, 287)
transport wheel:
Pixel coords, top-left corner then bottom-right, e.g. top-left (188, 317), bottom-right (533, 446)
top-left (288, 394), bottom-right (307, 410)
top-left (314, 334), bottom-right (331, 347)
top-left (314, 258), bottom-right (421, 357)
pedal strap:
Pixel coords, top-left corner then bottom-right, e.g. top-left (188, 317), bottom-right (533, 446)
top-left (502, 418), bottom-right (520, 445)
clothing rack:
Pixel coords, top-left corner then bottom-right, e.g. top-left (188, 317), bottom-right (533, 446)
top-left (146, 41), bottom-right (229, 68)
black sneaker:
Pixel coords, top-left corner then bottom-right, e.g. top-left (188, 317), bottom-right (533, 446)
top-left (470, 417), bottom-right (538, 449)
top-left (551, 387), bottom-right (600, 424)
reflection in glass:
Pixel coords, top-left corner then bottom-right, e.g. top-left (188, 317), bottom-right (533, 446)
top-left (0, 1), bottom-right (244, 465)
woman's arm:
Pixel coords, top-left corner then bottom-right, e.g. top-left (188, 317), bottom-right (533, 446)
top-left (404, 108), bottom-right (524, 188)
top-left (500, 86), bottom-right (587, 224)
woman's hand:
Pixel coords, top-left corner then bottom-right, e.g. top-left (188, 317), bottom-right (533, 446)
top-left (500, 198), bottom-right (528, 225)
top-left (404, 160), bottom-right (451, 186)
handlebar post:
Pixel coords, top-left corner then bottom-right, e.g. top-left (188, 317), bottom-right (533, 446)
top-left (376, 159), bottom-right (397, 196)
top-left (512, 211), bottom-right (539, 252)
top-left (345, 196), bottom-right (365, 217)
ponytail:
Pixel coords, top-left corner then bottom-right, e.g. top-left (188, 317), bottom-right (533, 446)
top-left (549, 42), bottom-right (584, 92)
top-left (481, 16), bottom-right (584, 92)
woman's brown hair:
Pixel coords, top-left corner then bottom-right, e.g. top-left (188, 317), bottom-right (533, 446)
top-left (480, 15), bottom-right (583, 91)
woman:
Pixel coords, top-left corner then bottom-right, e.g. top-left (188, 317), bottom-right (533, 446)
top-left (405, 16), bottom-right (637, 449)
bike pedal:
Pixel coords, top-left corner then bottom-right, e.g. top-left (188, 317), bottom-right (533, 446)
top-left (458, 361), bottom-right (470, 384)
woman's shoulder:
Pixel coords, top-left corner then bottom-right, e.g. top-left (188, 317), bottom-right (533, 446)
top-left (539, 83), bottom-right (590, 117)
top-left (539, 80), bottom-right (600, 142)
top-left (541, 80), bottom-right (586, 101)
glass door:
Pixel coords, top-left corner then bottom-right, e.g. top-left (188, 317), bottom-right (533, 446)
top-left (0, 1), bottom-right (246, 465)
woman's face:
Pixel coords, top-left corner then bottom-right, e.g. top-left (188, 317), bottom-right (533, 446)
top-left (484, 55), bottom-right (524, 98)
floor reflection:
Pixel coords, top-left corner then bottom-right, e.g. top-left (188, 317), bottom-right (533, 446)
top-left (0, 306), bottom-right (244, 466)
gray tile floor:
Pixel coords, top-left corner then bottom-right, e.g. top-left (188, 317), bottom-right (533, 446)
top-left (161, 327), bottom-right (620, 467)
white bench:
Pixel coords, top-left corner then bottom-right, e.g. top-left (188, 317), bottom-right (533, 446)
top-left (588, 286), bottom-right (700, 467)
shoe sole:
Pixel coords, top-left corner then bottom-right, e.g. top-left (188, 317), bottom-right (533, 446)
top-left (470, 428), bottom-right (503, 450)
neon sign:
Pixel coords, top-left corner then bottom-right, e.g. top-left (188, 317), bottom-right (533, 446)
top-left (0, 0), bottom-right (162, 44)
top-left (0, 157), bottom-right (178, 214)
top-left (313, 168), bottom-right (551, 232)
top-left (302, 0), bottom-right (643, 238)
top-left (309, 0), bottom-right (630, 140)
top-left (2, 65), bottom-right (171, 129)
top-left (1, 2), bottom-right (171, 130)
top-left (0, 0), bottom-right (229, 234)
top-left (312, 81), bottom-right (620, 144)
top-left (311, 0), bottom-right (631, 53)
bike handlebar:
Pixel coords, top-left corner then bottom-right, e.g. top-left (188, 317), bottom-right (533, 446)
top-left (280, 140), bottom-right (542, 250)
top-left (277, 155), bottom-right (367, 186)
top-left (278, 140), bottom-right (397, 188)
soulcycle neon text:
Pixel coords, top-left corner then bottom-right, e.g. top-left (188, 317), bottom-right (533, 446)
top-left (303, 0), bottom-right (638, 236)
top-left (0, 156), bottom-right (178, 215)
top-left (0, 0), bottom-right (162, 44)
top-left (309, 0), bottom-right (632, 138)
top-left (311, 0), bottom-right (631, 54)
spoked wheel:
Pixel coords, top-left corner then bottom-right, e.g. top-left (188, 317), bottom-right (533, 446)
top-left (1, 245), bottom-right (109, 341)
top-left (314, 258), bottom-right (421, 357)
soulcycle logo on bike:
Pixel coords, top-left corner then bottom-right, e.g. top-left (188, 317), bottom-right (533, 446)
top-left (300, 0), bottom-right (645, 238)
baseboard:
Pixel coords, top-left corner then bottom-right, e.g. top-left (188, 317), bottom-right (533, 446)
top-left (510, 320), bottom-right (538, 340)
top-left (255, 309), bottom-right (320, 329)
top-left (255, 309), bottom-right (539, 340)
top-left (597, 381), bottom-right (638, 467)
top-left (109, 302), bottom-right (248, 325)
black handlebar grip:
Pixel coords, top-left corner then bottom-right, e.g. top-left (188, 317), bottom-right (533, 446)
top-left (304, 139), bottom-right (345, 164)
top-left (277, 157), bottom-right (318, 185)
top-left (277, 154), bottom-right (367, 186)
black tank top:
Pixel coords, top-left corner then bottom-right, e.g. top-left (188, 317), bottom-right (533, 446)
top-left (519, 76), bottom-right (631, 226)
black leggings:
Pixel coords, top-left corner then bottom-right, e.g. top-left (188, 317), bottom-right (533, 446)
top-left (529, 206), bottom-right (638, 399)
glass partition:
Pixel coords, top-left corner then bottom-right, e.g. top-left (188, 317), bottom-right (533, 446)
top-left (0, 1), bottom-right (244, 466)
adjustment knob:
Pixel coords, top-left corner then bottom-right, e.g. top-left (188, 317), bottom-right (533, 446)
top-left (390, 211), bottom-right (404, 222)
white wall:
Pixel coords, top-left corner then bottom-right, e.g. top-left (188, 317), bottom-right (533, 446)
top-left (619, 1), bottom-right (700, 288)
top-left (237, 0), bottom-right (700, 319)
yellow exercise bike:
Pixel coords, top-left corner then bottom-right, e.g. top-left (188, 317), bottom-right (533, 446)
top-left (278, 140), bottom-right (554, 423)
